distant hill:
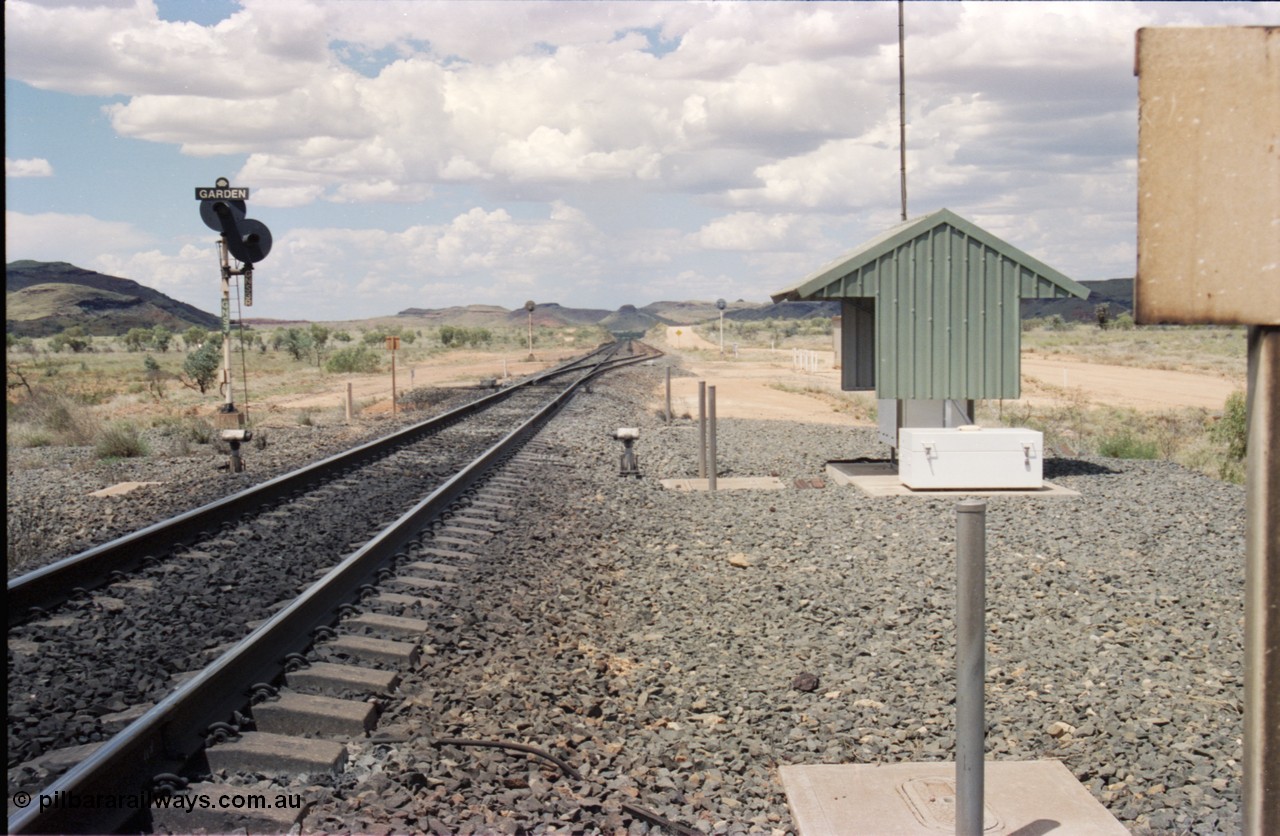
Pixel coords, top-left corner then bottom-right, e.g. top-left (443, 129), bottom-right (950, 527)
top-left (9, 259), bottom-right (1136, 339)
top-left (6, 261), bottom-right (220, 337)
top-left (1022, 278), bottom-right (1133, 322)
top-left (599, 304), bottom-right (661, 338)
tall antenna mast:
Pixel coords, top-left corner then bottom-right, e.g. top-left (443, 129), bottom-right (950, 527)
top-left (898, 0), bottom-right (908, 221)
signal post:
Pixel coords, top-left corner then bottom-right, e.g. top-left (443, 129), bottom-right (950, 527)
top-left (196, 177), bottom-right (272, 472)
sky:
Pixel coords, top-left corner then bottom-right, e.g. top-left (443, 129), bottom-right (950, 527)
top-left (5, 1), bottom-right (1277, 323)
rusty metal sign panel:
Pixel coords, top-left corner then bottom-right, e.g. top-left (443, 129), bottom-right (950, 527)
top-left (1135, 27), bottom-right (1279, 325)
top-left (385, 336), bottom-right (401, 351)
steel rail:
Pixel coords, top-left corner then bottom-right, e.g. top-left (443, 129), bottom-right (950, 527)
top-left (8, 347), bottom-right (652, 835)
top-left (6, 344), bottom-right (621, 627)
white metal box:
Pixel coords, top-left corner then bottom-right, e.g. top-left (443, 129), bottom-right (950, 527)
top-left (898, 426), bottom-right (1043, 490)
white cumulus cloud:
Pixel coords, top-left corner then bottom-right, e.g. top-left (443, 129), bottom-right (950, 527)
top-left (6, 157), bottom-right (53, 178)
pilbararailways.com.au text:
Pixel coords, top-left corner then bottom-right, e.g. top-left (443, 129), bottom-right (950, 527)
top-left (14, 789), bottom-right (304, 813)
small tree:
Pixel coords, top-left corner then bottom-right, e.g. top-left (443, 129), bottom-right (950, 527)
top-left (308, 323), bottom-right (331, 366)
top-left (273, 327), bottom-right (313, 361)
top-left (325, 344), bottom-right (381, 374)
top-left (1095, 303), bottom-right (1111, 330)
top-left (150, 325), bottom-right (173, 353)
top-left (50, 326), bottom-right (93, 354)
top-left (183, 326), bottom-right (209, 351)
top-left (144, 355), bottom-right (166, 399)
top-left (124, 327), bottom-right (151, 352)
top-left (182, 340), bottom-right (222, 394)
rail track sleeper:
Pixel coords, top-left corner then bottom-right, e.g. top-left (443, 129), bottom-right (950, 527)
top-left (467, 501), bottom-right (514, 515)
top-left (107, 578), bottom-right (157, 594)
top-left (432, 534), bottom-right (484, 548)
top-left (251, 692), bottom-right (377, 737)
top-left (417, 546), bottom-right (482, 561)
top-left (28, 614), bottom-right (79, 629)
top-left (400, 560), bottom-right (462, 577)
top-left (391, 575), bottom-right (459, 592)
top-left (285, 661), bottom-right (400, 696)
top-left (325, 634), bottom-right (422, 666)
top-left (203, 730), bottom-right (348, 775)
top-left (150, 782), bottom-right (309, 835)
top-left (370, 592), bottom-right (438, 613)
top-left (447, 514), bottom-right (505, 530)
top-left (201, 641), bottom-right (242, 662)
top-left (479, 484), bottom-right (524, 496)
top-left (101, 703), bottom-right (154, 733)
top-left (14, 740), bottom-right (104, 778)
top-left (437, 524), bottom-right (495, 541)
top-left (343, 612), bottom-right (432, 640)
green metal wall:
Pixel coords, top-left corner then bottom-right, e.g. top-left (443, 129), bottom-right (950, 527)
top-left (820, 225), bottom-right (1081, 400)
top-left (776, 209), bottom-right (1088, 401)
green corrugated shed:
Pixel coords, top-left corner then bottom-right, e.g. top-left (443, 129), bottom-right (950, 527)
top-left (772, 208), bottom-right (1089, 400)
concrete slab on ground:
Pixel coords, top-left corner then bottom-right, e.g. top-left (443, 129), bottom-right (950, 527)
top-left (89, 481), bottom-right (162, 497)
top-left (825, 461), bottom-right (1079, 498)
top-left (780, 760), bottom-right (1127, 835)
top-left (659, 476), bottom-right (787, 491)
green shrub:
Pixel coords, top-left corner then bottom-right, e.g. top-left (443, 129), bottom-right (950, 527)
top-left (14, 430), bottom-right (56, 448)
top-left (1097, 431), bottom-right (1159, 459)
top-left (1212, 391), bottom-right (1248, 462)
top-left (183, 340), bottom-right (222, 393)
top-left (95, 422), bottom-right (149, 459)
top-left (8, 390), bottom-right (95, 445)
top-left (325, 344), bottom-right (381, 374)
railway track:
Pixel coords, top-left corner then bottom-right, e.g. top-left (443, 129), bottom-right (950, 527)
top-left (7, 341), bottom-right (660, 835)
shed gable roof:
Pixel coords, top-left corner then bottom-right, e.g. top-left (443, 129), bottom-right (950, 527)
top-left (771, 208), bottom-right (1089, 303)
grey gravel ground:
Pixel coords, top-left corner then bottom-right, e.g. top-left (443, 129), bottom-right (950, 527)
top-left (7, 358), bottom-right (1247, 834)
top-left (303, 359), bottom-right (1245, 835)
top-left (6, 395), bottom-right (473, 575)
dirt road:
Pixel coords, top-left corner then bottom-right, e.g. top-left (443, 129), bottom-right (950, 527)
top-left (653, 326), bottom-right (1243, 424)
top-left (1019, 356), bottom-right (1241, 411)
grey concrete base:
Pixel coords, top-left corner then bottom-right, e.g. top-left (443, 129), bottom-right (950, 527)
top-left (825, 462), bottom-right (1079, 498)
top-left (660, 476), bottom-right (787, 491)
top-left (779, 760), bottom-right (1127, 835)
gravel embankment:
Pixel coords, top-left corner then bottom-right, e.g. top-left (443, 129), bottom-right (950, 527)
top-left (8, 360), bottom-right (1246, 834)
top-left (6, 393), bottom-right (478, 574)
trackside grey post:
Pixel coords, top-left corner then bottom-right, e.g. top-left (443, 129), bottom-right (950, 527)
top-left (956, 499), bottom-right (987, 836)
top-left (666, 367), bottom-right (672, 423)
top-left (698, 381), bottom-right (707, 479)
top-left (1245, 325), bottom-right (1279, 833)
top-left (708, 385), bottom-right (718, 492)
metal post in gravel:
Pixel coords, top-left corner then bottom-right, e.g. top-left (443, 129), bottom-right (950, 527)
top-left (666, 367), bottom-right (672, 423)
top-left (708, 385), bottom-right (718, 492)
top-left (1245, 325), bottom-right (1279, 833)
top-left (956, 499), bottom-right (987, 836)
top-left (698, 381), bottom-right (707, 479)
